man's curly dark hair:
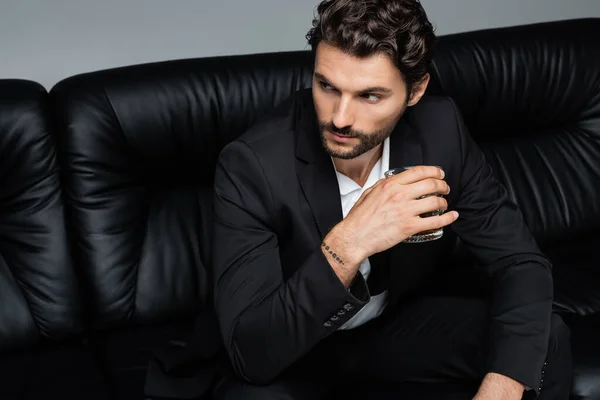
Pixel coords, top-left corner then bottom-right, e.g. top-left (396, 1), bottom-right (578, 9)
top-left (306, 0), bottom-right (436, 92)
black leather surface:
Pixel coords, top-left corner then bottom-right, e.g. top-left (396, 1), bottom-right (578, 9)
top-left (0, 341), bottom-right (109, 400)
top-left (0, 80), bottom-right (82, 353)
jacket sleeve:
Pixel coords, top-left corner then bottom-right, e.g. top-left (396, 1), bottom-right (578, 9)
top-left (448, 98), bottom-right (553, 394)
top-left (212, 140), bottom-right (369, 385)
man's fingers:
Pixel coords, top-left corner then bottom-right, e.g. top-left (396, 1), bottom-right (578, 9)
top-left (390, 165), bottom-right (445, 185)
top-left (413, 210), bottom-right (459, 233)
top-left (407, 178), bottom-right (450, 199)
top-left (411, 195), bottom-right (448, 216)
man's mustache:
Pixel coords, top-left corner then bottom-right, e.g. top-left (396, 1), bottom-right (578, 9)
top-left (320, 121), bottom-right (361, 137)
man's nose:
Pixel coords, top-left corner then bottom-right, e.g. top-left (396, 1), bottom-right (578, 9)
top-left (332, 97), bottom-right (355, 129)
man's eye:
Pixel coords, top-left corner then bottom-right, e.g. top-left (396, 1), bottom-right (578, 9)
top-left (363, 93), bottom-right (381, 102)
top-left (319, 81), bottom-right (333, 90)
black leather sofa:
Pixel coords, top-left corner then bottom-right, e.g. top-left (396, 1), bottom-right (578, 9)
top-left (1, 18), bottom-right (599, 400)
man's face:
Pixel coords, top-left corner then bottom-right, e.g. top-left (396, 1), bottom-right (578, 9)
top-left (312, 42), bottom-right (426, 160)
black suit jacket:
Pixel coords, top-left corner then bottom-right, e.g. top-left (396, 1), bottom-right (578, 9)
top-left (212, 88), bottom-right (553, 392)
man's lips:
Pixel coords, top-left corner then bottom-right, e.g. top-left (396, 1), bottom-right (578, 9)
top-left (329, 131), bottom-right (356, 142)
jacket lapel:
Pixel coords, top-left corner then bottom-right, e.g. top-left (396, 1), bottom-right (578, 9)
top-left (294, 94), bottom-right (343, 239)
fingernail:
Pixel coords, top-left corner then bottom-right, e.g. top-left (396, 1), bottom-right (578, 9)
top-left (439, 168), bottom-right (445, 178)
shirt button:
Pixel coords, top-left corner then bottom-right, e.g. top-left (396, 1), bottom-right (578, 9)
top-left (343, 303), bottom-right (354, 311)
top-left (324, 321), bottom-right (333, 328)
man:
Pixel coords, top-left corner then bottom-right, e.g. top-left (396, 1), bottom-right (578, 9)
top-left (211, 0), bottom-right (572, 398)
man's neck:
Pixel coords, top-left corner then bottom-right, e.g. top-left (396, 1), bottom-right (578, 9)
top-left (333, 144), bottom-right (383, 187)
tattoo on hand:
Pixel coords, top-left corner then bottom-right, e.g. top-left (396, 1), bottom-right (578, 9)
top-left (322, 242), bottom-right (345, 265)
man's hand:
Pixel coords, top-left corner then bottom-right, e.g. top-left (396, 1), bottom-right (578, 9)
top-left (321, 166), bottom-right (459, 287)
top-left (473, 373), bottom-right (526, 400)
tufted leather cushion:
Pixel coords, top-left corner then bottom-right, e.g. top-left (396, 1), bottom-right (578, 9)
top-left (428, 19), bottom-right (600, 316)
top-left (50, 51), bottom-right (315, 330)
top-left (0, 79), bottom-right (82, 353)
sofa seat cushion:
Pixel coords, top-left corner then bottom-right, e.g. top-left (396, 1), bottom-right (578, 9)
top-left (89, 319), bottom-right (194, 400)
top-left (0, 340), bottom-right (109, 400)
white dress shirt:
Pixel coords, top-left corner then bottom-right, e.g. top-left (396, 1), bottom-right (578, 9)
top-left (332, 137), bottom-right (390, 330)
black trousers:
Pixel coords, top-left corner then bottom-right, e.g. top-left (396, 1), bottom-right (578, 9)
top-left (212, 297), bottom-right (572, 400)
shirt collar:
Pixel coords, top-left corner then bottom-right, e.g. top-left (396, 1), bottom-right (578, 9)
top-left (333, 136), bottom-right (391, 196)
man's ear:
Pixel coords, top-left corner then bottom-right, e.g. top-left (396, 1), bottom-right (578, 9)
top-left (407, 73), bottom-right (430, 106)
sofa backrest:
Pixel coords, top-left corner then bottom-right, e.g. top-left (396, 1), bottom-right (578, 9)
top-left (428, 18), bottom-right (600, 245)
top-left (50, 52), bottom-right (315, 330)
top-left (50, 18), bottom-right (600, 331)
top-left (0, 80), bottom-right (82, 353)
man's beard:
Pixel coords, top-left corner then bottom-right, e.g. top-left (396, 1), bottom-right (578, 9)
top-left (318, 119), bottom-right (397, 160)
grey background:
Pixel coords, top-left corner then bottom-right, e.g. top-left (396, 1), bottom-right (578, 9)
top-left (2, 0), bottom-right (600, 89)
